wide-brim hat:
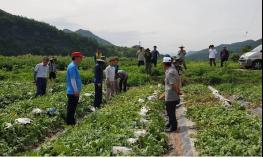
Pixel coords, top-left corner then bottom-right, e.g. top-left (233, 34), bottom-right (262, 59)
top-left (179, 46), bottom-right (185, 48)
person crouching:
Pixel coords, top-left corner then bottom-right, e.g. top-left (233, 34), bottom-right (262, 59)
top-left (117, 70), bottom-right (128, 92)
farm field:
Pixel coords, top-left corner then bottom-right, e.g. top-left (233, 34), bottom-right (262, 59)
top-left (0, 55), bottom-right (262, 156)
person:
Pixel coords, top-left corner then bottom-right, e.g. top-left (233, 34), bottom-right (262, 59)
top-left (151, 46), bottom-right (160, 67)
top-left (66, 52), bottom-right (84, 125)
top-left (105, 58), bottom-right (116, 100)
top-left (48, 58), bottom-right (57, 81)
top-left (220, 46), bottom-right (230, 67)
top-left (34, 57), bottom-right (49, 97)
top-left (94, 48), bottom-right (103, 63)
top-left (94, 59), bottom-right (105, 108)
top-left (144, 48), bottom-right (152, 75)
top-left (178, 46), bottom-right (187, 70)
top-left (137, 47), bottom-right (145, 67)
top-left (209, 45), bottom-right (217, 67)
top-left (117, 70), bottom-right (128, 92)
top-left (162, 57), bottom-right (181, 132)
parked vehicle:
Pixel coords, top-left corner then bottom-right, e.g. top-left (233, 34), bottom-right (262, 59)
top-left (239, 45), bottom-right (262, 69)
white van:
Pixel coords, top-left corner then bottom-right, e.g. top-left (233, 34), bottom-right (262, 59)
top-left (239, 45), bottom-right (262, 69)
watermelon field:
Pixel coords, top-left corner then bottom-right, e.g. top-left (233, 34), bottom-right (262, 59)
top-left (0, 55), bottom-right (262, 156)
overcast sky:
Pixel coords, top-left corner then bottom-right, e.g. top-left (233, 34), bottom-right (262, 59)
top-left (0, 0), bottom-right (262, 54)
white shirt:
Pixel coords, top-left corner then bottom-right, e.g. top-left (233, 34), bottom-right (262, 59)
top-left (209, 49), bottom-right (217, 59)
top-left (35, 63), bottom-right (49, 78)
top-left (105, 65), bottom-right (115, 82)
top-left (137, 50), bottom-right (145, 61)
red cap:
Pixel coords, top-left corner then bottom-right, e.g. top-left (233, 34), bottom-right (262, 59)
top-left (71, 52), bottom-right (84, 57)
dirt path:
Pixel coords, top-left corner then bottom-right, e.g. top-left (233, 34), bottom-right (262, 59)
top-left (165, 96), bottom-right (198, 156)
top-left (166, 132), bottom-right (184, 156)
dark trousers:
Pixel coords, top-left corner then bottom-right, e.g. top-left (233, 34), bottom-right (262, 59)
top-left (165, 100), bottom-right (180, 130)
top-left (66, 94), bottom-right (79, 125)
top-left (145, 62), bottom-right (152, 75)
top-left (94, 84), bottom-right (103, 108)
top-left (152, 59), bottom-right (158, 67)
top-left (119, 77), bottom-right (128, 92)
top-left (35, 78), bottom-right (47, 97)
top-left (138, 61), bottom-right (145, 67)
top-left (49, 72), bottom-right (56, 80)
top-left (221, 58), bottom-right (228, 67)
top-left (209, 58), bottom-right (216, 66)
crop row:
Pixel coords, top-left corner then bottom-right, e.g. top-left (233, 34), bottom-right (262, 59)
top-left (183, 84), bottom-right (262, 156)
top-left (0, 81), bottom-right (65, 109)
top-left (24, 85), bottom-right (168, 156)
top-left (0, 85), bottom-right (94, 155)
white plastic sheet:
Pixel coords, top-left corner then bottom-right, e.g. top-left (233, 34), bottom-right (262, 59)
top-left (4, 123), bottom-right (12, 129)
top-left (134, 129), bottom-right (147, 138)
top-left (84, 93), bottom-right (93, 97)
top-left (15, 118), bottom-right (32, 125)
top-left (139, 106), bottom-right (149, 117)
top-left (147, 95), bottom-right (157, 101)
top-left (32, 108), bottom-right (44, 114)
top-left (138, 98), bottom-right (145, 103)
top-left (127, 138), bottom-right (137, 144)
top-left (112, 146), bottom-right (132, 155)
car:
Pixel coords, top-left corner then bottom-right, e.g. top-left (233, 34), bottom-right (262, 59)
top-left (239, 45), bottom-right (262, 69)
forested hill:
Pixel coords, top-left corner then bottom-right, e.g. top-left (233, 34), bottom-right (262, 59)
top-left (0, 9), bottom-right (136, 57)
top-left (63, 29), bottom-right (113, 46)
top-left (186, 39), bottom-right (262, 60)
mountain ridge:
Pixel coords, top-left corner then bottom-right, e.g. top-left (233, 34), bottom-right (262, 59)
top-left (186, 39), bottom-right (262, 60)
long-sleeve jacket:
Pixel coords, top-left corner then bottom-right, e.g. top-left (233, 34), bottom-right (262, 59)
top-left (220, 49), bottom-right (229, 59)
top-left (94, 63), bottom-right (103, 84)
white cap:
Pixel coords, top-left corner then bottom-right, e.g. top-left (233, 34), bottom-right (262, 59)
top-left (163, 57), bottom-right (172, 63)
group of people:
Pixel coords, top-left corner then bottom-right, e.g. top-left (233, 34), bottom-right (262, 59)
top-left (136, 46), bottom-right (160, 75)
top-left (209, 45), bottom-right (230, 67)
top-left (33, 51), bottom-right (129, 125)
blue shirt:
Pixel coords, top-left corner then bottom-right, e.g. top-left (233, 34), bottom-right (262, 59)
top-left (94, 63), bottom-right (103, 84)
top-left (66, 62), bottom-right (82, 94)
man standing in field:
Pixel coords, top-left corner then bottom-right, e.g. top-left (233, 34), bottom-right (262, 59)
top-left (161, 57), bottom-right (181, 132)
top-left (144, 48), bottom-right (152, 75)
top-left (94, 59), bottom-right (105, 108)
top-left (178, 46), bottom-right (187, 70)
top-left (48, 58), bottom-right (57, 81)
top-left (151, 46), bottom-right (160, 67)
top-left (209, 45), bottom-right (217, 67)
top-left (66, 52), bottom-right (84, 125)
top-left (220, 46), bottom-right (230, 67)
top-left (137, 47), bottom-right (145, 67)
top-left (34, 57), bottom-right (49, 97)
top-left (105, 58), bottom-right (116, 100)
